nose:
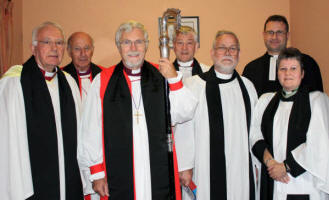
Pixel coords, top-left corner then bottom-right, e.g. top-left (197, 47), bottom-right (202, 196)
top-left (130, 42), bottom-right (137, 50)
top-left (50, 42), bottom-right (58, 51)
top-left (271, 33), bottom-right (278, 39)
top-left (224, 48), bottom-right (231, 56)
top-left (285, 68), bottom-right (292, 75)
top-left (182, 43), bottom-right (188, 50)
top-left (80, 49), bottom-right (87, 56)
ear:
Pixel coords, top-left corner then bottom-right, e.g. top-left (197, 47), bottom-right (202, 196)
top-left (210, 48), bottom-right (214, 57)
top-left (301, 69), bottom-right (305, 79)
top-left (195, 42), bottom-right (200, 50)
top-left (286, 31), bottom-right (290, 41)
top-left (67, 48), bottom-right (73, 58)
top-left (262, 31), bottom-right (267, 39)
top-left (31, 43), bottom-right (36, 55)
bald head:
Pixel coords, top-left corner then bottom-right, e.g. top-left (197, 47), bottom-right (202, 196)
top-left (67, 32), bottom-right (94, 72)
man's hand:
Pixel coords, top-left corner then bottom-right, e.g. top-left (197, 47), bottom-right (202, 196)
top-left (159, 58), bottom-right (178, 79)
top-left (92, 178), bottom-right (109, 197)
top-left (179, 169), bottom-right (193, 187)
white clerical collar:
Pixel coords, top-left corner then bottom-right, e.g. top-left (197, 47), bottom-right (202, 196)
top-left (269, 55), bottom-right (279, 81)
top-left (214, 70), bottom-right (233, 80)
top-left (178, 60), bottom-right (193, 67)
top-left (131, 68), bottom-right (141, 74)
top-left (38, 64), bottom-right (57, 78)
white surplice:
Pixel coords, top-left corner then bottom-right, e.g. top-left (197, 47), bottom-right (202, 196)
top-left (79, 73), bottom-right (92, 105)
top-left (0, 65), bottom-right (81, 200)
top-left (77, 71), bottom-right (198, 200)
top-left (250, 91), bottom-right (329, 200)
top-left (177, 60), bottom-right (210, 82)
top-left (175, 71), bottom-right (258, 200)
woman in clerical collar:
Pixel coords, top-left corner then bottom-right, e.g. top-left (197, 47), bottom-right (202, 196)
top-left (250, 47), bottom-right (329, 200)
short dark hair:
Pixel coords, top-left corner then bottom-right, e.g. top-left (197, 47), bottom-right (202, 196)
top-left (277, 47), bottom-right (304, 70)
top-left (264, 15), bottom-right (289, 33)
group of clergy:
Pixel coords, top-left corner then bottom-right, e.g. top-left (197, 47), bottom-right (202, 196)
top-left (0, 14), bottom-right (328, 200)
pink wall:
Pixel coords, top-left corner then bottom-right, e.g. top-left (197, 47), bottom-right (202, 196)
top-left (21, 0), bottom-right (290, 74)
top-left (290, 0), bottom-right (329, 93)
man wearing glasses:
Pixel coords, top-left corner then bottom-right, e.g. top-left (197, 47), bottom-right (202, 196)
top-left (243, 15), bottom-right (323, 97)
top-left (78, 20), bottom-right (197, 200)
top-left (175, 30), bottom-right (258, 200)
top-left (0, 21), bottom-right (83, 199)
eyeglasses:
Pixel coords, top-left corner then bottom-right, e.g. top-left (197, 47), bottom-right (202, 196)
top-left (214, 46), bottom-right (239, 55)
top-left (265, 30), bottom-right (287, 37)
top-left (72, 46), bottom-right (93, 52)
top-left (175, 41), bottom-right (196, 47)
top-left (37, 40), bottom-right (65, 47)
top-left (120, 39), bottom-right (147, 48)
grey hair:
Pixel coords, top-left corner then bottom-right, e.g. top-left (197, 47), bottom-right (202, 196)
top-left (173, 25), bottom-right (198, 43)
top-left (212, 30), bottom-right (240, 49)
top-left (115, 20), bottom-right (149, 49)
top-left (67, 32), bottom-right (94, 50)
top-left (32, 21), bottom-right (65, 46)
top-left (277, 47), bottom-right (304, 71)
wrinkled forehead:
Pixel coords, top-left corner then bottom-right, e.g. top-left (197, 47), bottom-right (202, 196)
top-left (37, 25), bottom-right (64, 40)
top-left (215, 34), bottom-right (239, 46)
top-left (176, 32), bottom-right (195, 40)
top-left (121, 28), bottom-right (145, 40)
top-left (71, 35), bottom-right (93, 47)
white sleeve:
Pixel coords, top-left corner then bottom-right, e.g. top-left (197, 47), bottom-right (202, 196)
top-left (249, 93), bottom-right (275, 150)
top-left (0, 75), bottom-right (34, 200)
top-left (172, 76), bottom-right (201, 172)
top-left (77, 75), bottom-right (105, 195)
top-left (173, 119), bottom-right (195, 172)
top-left (168, 71), bottom-right (198, 125)
top-left (291, 92), bottom-right (329, 194)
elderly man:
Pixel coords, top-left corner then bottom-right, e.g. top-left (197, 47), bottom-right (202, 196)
top-left (175, 30), bottom-right (258, 200)
top-left (63, 32), bottom-right (102, 102)
top-left (172, 26), bottom-right (209, 81)
top-left (171, 26), bottom-right (209, 191)
top-left (78, 20), bottom-right (197, 200)
top-left (0, 21), bottom-right (83, 199)
top-left (243, 15), bottom-right (323, 97)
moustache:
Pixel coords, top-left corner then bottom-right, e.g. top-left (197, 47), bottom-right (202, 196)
top-left (220, 56), bottom-right (234, 62)
top-left (127, 51), bottom-right (140, 56)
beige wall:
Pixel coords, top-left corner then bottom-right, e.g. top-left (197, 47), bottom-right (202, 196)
top-left (290, 0), bottom-right (329, 93)
top-left (21, 0), bottom-right (289, 74)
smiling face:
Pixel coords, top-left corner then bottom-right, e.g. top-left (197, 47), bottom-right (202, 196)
top-left (118, 28), bottom-right (147, 70)
top-left (68, 32), bottom-right (94, 72)
top-left (277, 58), bottom-right (304, 91)
top-left (211, 34), bottom-right (240, 74)
top-left (173, 32), bottom-right (198, 62)
top-left (263, 21), bottom-right (289, 55)
top-left (31, 25), bottom-right (65, 72)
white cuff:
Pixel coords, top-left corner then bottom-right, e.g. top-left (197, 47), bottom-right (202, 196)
top-left (89, 171), bottom-right (105, 182)
top-left (167, 71), bottom-right (183, 84)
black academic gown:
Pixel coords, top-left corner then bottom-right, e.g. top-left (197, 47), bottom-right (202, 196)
top-left (173, 58), bottom-right (204, 75)
top-left (21, 56), bottom-right (83, 200)
top-left (63, 62), bottom-right (102, 88)
top-left (101, 61), bottom-right (177, 200)
top-left (243, 52), bottom-right (323, 97)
